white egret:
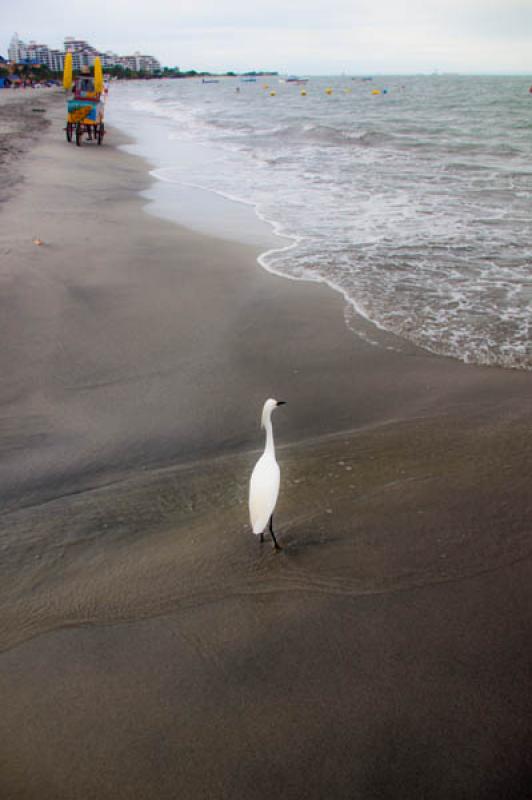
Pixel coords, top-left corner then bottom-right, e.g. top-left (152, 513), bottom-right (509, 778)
top-left (249, 398), bottom-right (286, 550)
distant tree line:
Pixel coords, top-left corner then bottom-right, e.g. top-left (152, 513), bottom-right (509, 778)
top-left (0, 61), bottom-right (279, 82)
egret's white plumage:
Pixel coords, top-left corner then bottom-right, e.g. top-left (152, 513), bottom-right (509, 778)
top-left (249, 398), bottom-right (285, 549)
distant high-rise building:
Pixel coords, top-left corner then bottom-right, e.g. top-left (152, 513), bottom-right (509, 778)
top-left (64, 36), bottom-right (100, 70)
top-left (101, 51), bottom-right (120, 68)
top-left (26, 41), bottom-right (51, 65)
top-left (8, 33), bottom-right (27, 63)
top-left (115, 51), bottom-right (161, 73)
top-left (48, 50), bottom-right (65, 72)
top-left (7, 32), bottom-right (160, 74)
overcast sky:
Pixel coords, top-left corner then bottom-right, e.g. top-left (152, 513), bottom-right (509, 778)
top-left (2, 0), bottom-right (531, 74)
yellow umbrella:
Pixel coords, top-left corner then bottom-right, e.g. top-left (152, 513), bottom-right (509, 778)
top-left (63, 51), bottom-right (72, 90)
top-left (94, 57), bottom-right (103, 94)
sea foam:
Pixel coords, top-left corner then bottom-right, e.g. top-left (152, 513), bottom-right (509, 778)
top-left (108, 76), bottom-right (532, 370)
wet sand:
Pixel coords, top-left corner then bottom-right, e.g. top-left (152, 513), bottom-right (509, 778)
top-left (1, 91), bottom-right (531, 799)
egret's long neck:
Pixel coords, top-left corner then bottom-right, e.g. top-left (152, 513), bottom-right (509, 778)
top-left (264, 417), bottom-right (275, 457)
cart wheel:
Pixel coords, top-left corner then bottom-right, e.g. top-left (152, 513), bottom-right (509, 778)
top-left (75, 123), bottom-right (82, 147)
top-left (66, 123), bottom-right (73, 143)
top-left (97, 122), bottom-right (105, 145)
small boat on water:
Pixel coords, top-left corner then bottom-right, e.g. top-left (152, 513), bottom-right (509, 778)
top-left (280, 76), bottom-right (309, 85)
top-left (202, 78), bottom-right (219, 84)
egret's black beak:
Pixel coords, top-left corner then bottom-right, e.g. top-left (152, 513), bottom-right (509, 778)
top-left (277, 401), bottom-right (287, 406)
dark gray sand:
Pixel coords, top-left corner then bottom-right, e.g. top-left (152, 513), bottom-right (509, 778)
top-left (1, 93), bottom-right (531, 799)
top-left (0, 90), bottom-right (55, 203)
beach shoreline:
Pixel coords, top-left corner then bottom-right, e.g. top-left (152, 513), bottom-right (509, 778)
top-left (1, 90), bottom-right (532, 799)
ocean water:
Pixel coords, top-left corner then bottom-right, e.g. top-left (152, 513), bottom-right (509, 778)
top-left (107, 75), bottom-right (532, 370)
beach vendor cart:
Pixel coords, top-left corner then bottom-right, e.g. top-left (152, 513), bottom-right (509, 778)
top-left (63, 54), bottom-right (105, 146)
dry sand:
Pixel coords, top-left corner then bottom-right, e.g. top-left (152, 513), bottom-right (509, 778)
top-left (0, 90), bottom-right (531, 799)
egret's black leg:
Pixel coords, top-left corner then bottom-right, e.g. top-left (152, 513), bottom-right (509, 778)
top-left (269, 515), bottom-right (282, 551)
top-left (260, 531), bottom-right (264, 543)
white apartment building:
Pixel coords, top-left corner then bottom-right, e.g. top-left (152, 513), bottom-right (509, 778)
top-left (48, 50), bottom-right (65, 72)
top-left (64, 37), bottom-right (100, 70)
top-left (135, 53), bottom-right (161, 72)
top-left (26, 41), bottom-right (51, 64)
top-left (8, 32), bottom-right (64, 71)
top-left (8, 33), bottom-right (160, 74)
top-left (115, 52), bottom-right (161, 72)
top-left (101, 51), bottom-right (120, 69)
top-left (8, 33), bottom-right (27, 63)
